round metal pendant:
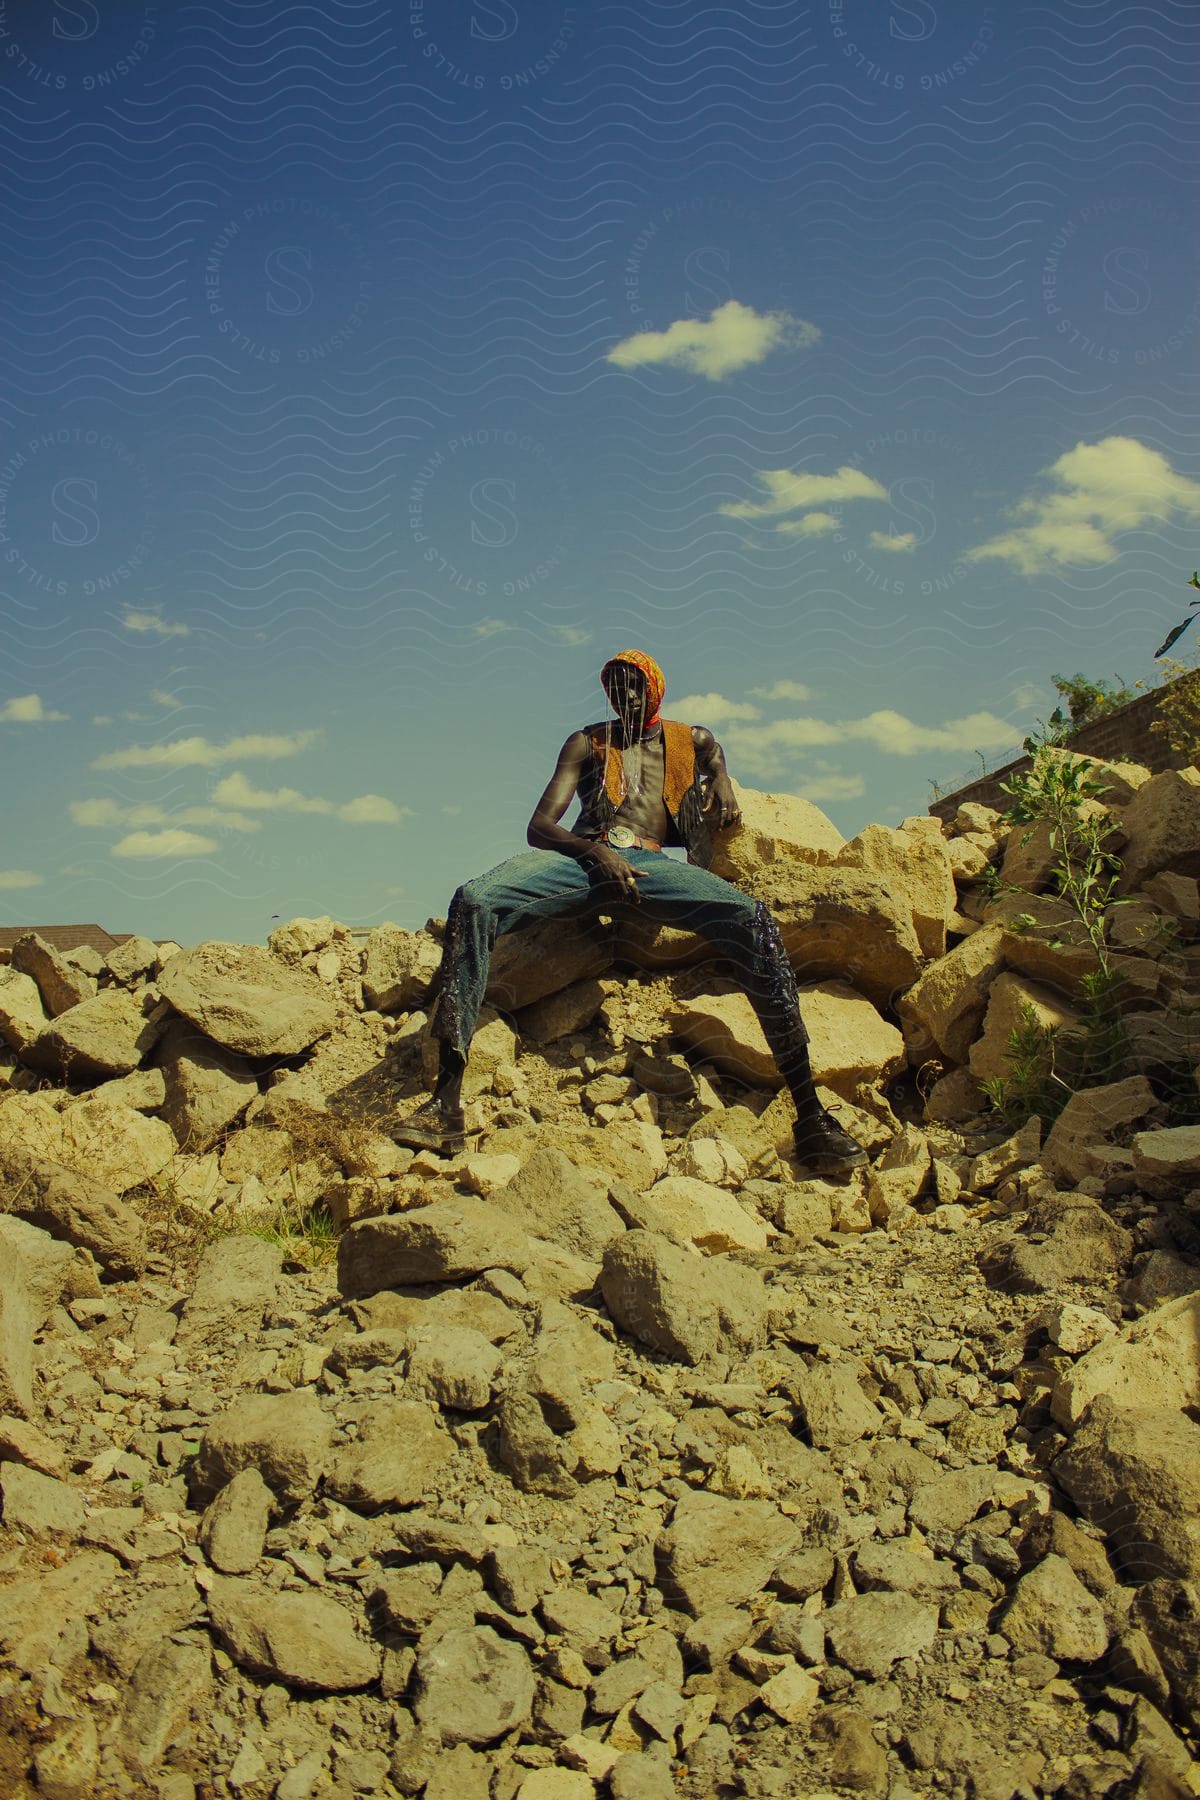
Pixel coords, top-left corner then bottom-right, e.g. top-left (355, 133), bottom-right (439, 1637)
top-left (606, 825), bottom-right (636, 849)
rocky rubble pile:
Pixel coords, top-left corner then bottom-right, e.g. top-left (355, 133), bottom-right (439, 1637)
top-left (0, 756), bottom-right (1199, 1798)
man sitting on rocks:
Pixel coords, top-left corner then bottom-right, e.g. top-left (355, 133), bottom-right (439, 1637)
top-left (393, 648), bottom-right (867, 1176)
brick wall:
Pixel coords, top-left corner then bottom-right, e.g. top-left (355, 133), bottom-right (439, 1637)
top-left (928, 683), bottom-right (1194, 823)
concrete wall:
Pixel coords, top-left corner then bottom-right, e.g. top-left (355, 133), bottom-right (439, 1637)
top-left (928, 684), bottom-right (1193, 823)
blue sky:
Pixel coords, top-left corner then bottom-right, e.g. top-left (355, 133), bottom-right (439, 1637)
top-left (2, 0), bottom-right (1199, 943)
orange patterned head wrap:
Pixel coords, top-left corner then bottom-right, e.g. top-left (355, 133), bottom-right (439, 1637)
top-left (600, 649), bottom-right (665, 727)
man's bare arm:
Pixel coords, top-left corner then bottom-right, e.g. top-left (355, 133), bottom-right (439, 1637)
top-left (692, 726), bottom-right (742, 828)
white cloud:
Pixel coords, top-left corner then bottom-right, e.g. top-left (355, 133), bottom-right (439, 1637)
top-left (967, 436), bottom-right (1200, 575)
top-left (150, 689), bottom-right (181, 706)
top-left (777, 511), bottom-right (840, 538)
top-left (212, 772), bottom-right (409, 824)
top-left (70, 797), bottom-right (260, 833)
top-left (868, 529), bottom-right (917, 552)
top-left (0, 868), bottom-right (44, 890)
top-left (472, 619), bottom-right (512, 638)
top-left (94, 730), bottom-right (318, 770)
top-left (793, 771), bottom-right (866, 803)
top-left (122, 609), bottom-right (189, 638)
top-left (1009, 681), bottom-right (1045, 709)
top-left (112, 829), bottom-right (217, 859)
top-left (92, 714), bottom-right (114, 726)
top-left (721, 707), bottom-right (1016, 780)
top-left (721, 464), bottom-right (888, 523)
top-left (545, 624), bottom-right (593, 647)
top-left (0, 693), bottom-right (68, 723)
top-left (749, 680), bottom-right (816, 703)
top-left (608, 301), bottom-right (820, 381)
top-left (668, 692), bottom-right (763, 724)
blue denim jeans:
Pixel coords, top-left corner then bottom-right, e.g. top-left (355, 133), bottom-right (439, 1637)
top-left (433, 847), bottom-right (809, 1078)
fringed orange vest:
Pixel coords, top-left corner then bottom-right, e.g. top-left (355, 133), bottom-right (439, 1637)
top-left (585, 720), bottom-right (714, 867)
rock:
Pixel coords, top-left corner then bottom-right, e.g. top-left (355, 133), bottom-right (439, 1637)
top-left (1132, 1580), bottom-right (1200, 1734)
top-left (708, 782), bottom-right (845, 885)
top-left (853, 1541), bottom-right (959, 1602)
top-left (796, 981), bottom-right (907, 1099)
top-left (197, 1468), bottom-right (273, 1573)
top-left (338, 1199), bottom-right (531, 1298)
top-left (0, 1548), bottom-right (119, 1676)
top-left (1039, 1302), bottom-right (1116, 1357)
top-left (1130, 1126), bottom-right (1200, 1200)
top-left (834, 821), bottom-right (957, 959)
top-left (193, 1388), bottom-right (333, 1505)
top-left (0, 1462), bottom-right (85, 1534)
top-left (968, 972), bottom-right (1082, 1087)
top-left (88, 1066), bottom-right (167, 1111)
top-left (866, 1123), bottom-right (930, 1227)
top-left (158, 940), bottom-right (337, 1056)
top-left (674, 1134), bottom-right (749, 1188)
top-left (486, 917), bottom-right (611, 1013)
top-left (10, 932), bottom-right (95, 1016)
top-left (640, 1174), bottom-right (770, 1254)
top-left (769, 867), bottom-right (925, 1013)
top-left (657, 1492), bottom-right (800, 1613)
top-left (0, 964), bottom-right (51, 1055)
top-left (825, 1708), bottom-right (889, 1795)
top-left (823, 1591), bottom-right (938, 1678)
top-left (1055, 1398), bottom-right (1200, 1585)
top-left (208, 1577), bottom-right (380, 1690)
top-left (360, 924), bottom-right (442, 1012)
top-left (1051, 1292), bottom-right (1200, 1428)
top-left (600, 1230), bottom-right (768, 1365)
top-left (999, 1554), bottom-right (1110, 1661)
top-left (0, 1415), bottom-right (67, 1477)
top-left (33, 1713), bottom-right (100, 1799)
top-left (34, 986), bottom-right (166, 1080)
top-left (1042, 1077), bottom-right (1161, 1187)
top-left (968, 1116), bottom-right (1042, 1192)
top-left (415, 1624), bottom-right (535, 1744)
top-left (0, 1214), bottom-right (74, 1416)
top-left (178, 1234), bottom-right (283, 1347)
top-left (667, 987), bottom-right (781, 1087)
top-left (791, 1360), bottom-right (882, 1448)
top-left (759, 1661), bottom-right (820, 1725)
top-left (516, 978), bottom-right (608, 1045)
top-left (495, 1388), bottom-right (578, 1497)
top-left (517, 1771), bottom-right (596, 1800)
top-left (323, 1399), bottom-right (452, 1510)
top-left (121, 1639), bottom-right (213, 1772)
top-left (897, 924), bottom-right (1006, 1064)
top-left (909, 1464), bottom-right (1001, 1535)
top-left (980, 1192), bottom-right (1133, 1295)
top-left (490, 1147), bottom-right (625, 1260)
top-left (155, 1018), bottom-right (258, 1151)
top-left (4, 1154), bottom-right (146, 1276)
top-left (1144, 870), bottom-right (1200, 931)
top-left (1122, 1249), bottom-right (1200, 1309)
top-left (1117, 766), bottom-right (1200, 891)
top-left (405, 1325), bottom-right (501, 1411)
top-left (923, 1066), bottom-right (985, 1125)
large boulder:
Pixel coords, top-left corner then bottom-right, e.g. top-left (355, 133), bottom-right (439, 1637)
top-left (1051, 1293), bottom-right (1200, 1430)
top-left (1055, 1398), bottom-right (1200, 1586)
top-left (667, 987), bottom-right (779, 1087)
top-left (486, 917), bottom-right (611, 1013)
top-left (158, 942), bottom-right (336, 1057)
top-left (657, 1491), bottom-right (801, 1613)
top-left (4, 1155), bottom-right (146, 1278)
top-left (708, 782), bottom-right (845, 887)
top-left (1116, 766), bottom-right (1200, 891)
top-left (968, 973), bottom-right (1082, 1087)
top-left (9, 933), bottom-right (94, 1016)
top-left (1041, 1076), bottom-right (1161, 1187)
top-left (0, 1215), bottom-right (74, 1417)
top-left (1130, 1126), bottom-right (1200, 1201)
top-left (796, 981), bottom-right (906, 1097)
top-left (155, 1019), bottom-right (258, 1152)
top-left (979, 1192), bottom-right (1132, 1295)
top-left (897, 925), bottom-right (1006, 1065)
top-left (834, 823), bottom-right (957, 960)
top-left (193, 1389), bottom-right (333, 1505)
top-left (360, 925), bottom-right (442, 1013)
top-left (640, 1174), bottom-right (771, 1253)
top-left (31, 987), bottom-right (166, 1080)
top-left (415, 1625), bottom-right (535, 1745)
top-left (208, 1579), bottom-right (379, 1691)
top-left (769, 868), bottom-right (925, 1013)
top-left (600, 1230), bottom-right (768, 1365)
top-left (0, 966), bottom-right (50, 1057)
top-left (178, 1235), bottom-right (284, 1349)
top-left (488, 1147), bottom-right (625, 1261)
top-left (337, 1199), bottom-right (531, 1299)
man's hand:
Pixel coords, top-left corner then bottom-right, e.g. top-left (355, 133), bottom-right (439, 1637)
top-left (584, 843), bottom-right (647, 901)
top-left (703, 774), bottom-right (742, 829)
